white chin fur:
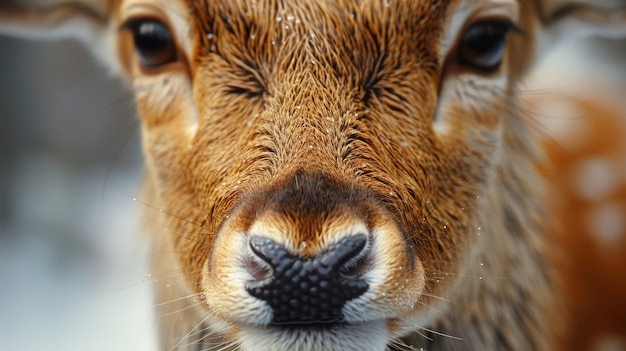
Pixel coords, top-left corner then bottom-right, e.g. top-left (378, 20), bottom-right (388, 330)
top-left (238, 321), bottom-right (388, 351)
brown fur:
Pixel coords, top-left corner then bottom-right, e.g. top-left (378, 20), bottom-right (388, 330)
top-left (2, 0), bottom-right (624, 350)
top-left (138, 1), bottom-right (555, 349)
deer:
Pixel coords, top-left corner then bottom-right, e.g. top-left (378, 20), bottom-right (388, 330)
top-left (530, 81), bottom-right (626, 350)
top-left (1, 1), bottom-right (625, 350)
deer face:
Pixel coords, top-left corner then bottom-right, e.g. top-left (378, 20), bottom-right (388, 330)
top-left (118, 0), bottom-right (527, 346)
top-left (2, 0), bottom-right (624, 349)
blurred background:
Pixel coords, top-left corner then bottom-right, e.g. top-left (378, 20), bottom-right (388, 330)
top-left (0, 13), bottom-right (624, 351)
top-left (0, 36), bottom-right (156, 349)
top-left (528, 37), bottom-right (626, 351)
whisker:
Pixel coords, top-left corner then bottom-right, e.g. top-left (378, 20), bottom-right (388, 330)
top-left (133, 197), bottom-right (208, 229)
top-left (180, 321), bottom-right (230, 349)
top-left (149, 266), bottom-right (203, 280)
top-left (109, 273), bottom-right (154, 292)
top-left (167, 312), bottom-right (216, 351)
top-left (414, 298), bottom-right (444, 315)
top-left (159, 301), bottom-right (207, 318)
top-left (153, 292), bottom-right (205, 307)
top-left (213, 340), bottom-right (240, 351)
top-left (388, 337), bottom-right (423, 351)
top-left (419, 291), bottom-right (450, 302)
top-left (413, 329), bottom-right (433, 342)
top-left (140, 221), bottom-right (208, 245)
top-left (99, 118), bottom-right (140, 209)
top-left (418, 326), bottom-right (463, 341)
top-left (190, 317), bottom-right (239, 351)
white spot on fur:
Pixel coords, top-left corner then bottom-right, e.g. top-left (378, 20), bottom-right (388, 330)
top-left (573, 158), bottom-right (618, 200)
top-left (587, 203), bottom-right (625, 248)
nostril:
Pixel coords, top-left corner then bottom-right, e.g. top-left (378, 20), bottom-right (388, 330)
top-left (245, 257), bottom-right (272, 281)
top-left (331, 234), bottom-right (369, 273)
top-left (247, 237), bottom-right (286, 281)
top-left (315, 234), bottom-right (367, 276)
top-left (340, 250), bottom-right (373, 278)
top-left (249, 236), bottom-right (289, 266)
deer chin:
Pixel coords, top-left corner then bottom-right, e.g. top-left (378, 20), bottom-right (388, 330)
top-left (236, 321), bottom-right (389, 351)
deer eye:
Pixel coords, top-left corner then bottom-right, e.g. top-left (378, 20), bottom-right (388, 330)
top-left (123, 18), bottom-right (178, 70)
top-left (457, 20), bottom-right (516, 72)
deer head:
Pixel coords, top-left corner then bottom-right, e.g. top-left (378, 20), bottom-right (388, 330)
top-left (1, 1), bottom-right (624, 350)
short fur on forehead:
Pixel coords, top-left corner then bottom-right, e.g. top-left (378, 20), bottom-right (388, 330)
top-left (187, 0), bottom-right (447, 87)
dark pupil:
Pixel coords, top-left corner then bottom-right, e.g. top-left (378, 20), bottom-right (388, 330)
top-left (136, 22), bottom-right (170, 52)
top-left (131, 20), bottom-right (175, 68)
top-left (460, 22), bottom-right (509, 70)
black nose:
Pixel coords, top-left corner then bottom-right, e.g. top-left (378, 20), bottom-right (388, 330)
top-left (245, 235), bottom-right (369, 325)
